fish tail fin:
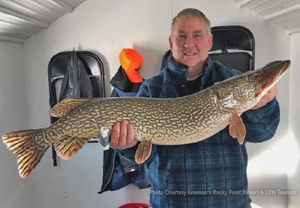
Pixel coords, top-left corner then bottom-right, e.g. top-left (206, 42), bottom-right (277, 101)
top-left (2, 129), bottom-right (49, 178)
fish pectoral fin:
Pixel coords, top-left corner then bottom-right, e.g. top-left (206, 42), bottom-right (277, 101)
top-left (135, 140), bottom-right (152, 164)
top-left (53, 135), bottom-right (90, 159)
top-left (50, 98), bottom-right (91, 118)
top-left (229, 114), bottom-right (246, 145)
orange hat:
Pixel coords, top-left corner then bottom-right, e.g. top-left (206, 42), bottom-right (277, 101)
top-left (119, 48), bottom-right (143, 83)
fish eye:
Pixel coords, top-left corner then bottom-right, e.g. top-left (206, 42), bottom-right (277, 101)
top-left (248, 76), bottom-right (256, 82)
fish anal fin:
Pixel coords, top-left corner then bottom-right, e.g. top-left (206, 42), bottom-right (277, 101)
top-left (50, 98), bottom-right (91, 118)
top-left (229, 114), bottom-right (246, 145)
top-left (135, 140), bottom-right (152, 164)
top-left (53, 135), bottom-right (90, 159)
top-left (2, 129), bottom-right (48, 178)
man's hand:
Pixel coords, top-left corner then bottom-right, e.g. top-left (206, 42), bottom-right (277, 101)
top-left (252, 86), bottom-right (278, 110)
top-left (110, 120), bottom-right (138, 150)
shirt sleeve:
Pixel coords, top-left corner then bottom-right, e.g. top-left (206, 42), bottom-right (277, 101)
top-left (242, 98), bottom-right (280, 143)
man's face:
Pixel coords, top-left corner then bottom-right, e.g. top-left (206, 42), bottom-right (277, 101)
top-left (169, 15), bottom-right (213, 68)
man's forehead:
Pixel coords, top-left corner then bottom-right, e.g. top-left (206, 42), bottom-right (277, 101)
top-left (171, 15), bottom-right (208, 35)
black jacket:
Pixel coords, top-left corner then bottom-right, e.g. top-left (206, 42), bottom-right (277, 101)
top-left (99, 66), bottom-right (149, 194)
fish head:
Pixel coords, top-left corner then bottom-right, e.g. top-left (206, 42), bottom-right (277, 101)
top-left (214, 60), bottom-right (290, 113)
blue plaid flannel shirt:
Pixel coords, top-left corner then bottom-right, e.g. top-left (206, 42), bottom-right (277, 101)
top-left (118, 55), bottom-right (280, 208)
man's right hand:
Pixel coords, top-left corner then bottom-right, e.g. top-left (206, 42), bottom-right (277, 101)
top-left (110, 120), bottom-right (138, 150)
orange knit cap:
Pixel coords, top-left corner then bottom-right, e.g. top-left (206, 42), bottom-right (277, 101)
top-left (119, 48), bottom-right (143, 83)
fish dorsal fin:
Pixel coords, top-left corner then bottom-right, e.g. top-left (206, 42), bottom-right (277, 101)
top-left (135, 140), bottom-right (152, 164)
top-left (50, 98), bottom-right (91, 118)
top-left (53, 135), bottom-right (90, 159)
top-left (229, 114), bottom-right (246, 145)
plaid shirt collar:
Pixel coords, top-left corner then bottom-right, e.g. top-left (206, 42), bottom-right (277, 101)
top-left (167, 53), bottom-right (213, 81)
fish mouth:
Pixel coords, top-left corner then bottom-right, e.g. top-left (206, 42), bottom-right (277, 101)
top-left (262, 60), bottom-right (290, 76)
top-left (255, 60), bottom-right (291, 97)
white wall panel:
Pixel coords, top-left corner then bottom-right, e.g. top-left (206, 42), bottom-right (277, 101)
top-left (288, 32), bottom-right (300, 208)
top-left (0, 42), bottom-right (29, 208)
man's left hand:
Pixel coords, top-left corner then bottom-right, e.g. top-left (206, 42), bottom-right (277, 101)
top-left (252, 86), bottom-right (278, 110)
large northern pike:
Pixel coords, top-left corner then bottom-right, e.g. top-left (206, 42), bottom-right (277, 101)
top-left (2, 60), bottom-right (290, 178)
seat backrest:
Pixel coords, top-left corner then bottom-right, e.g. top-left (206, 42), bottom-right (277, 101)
top-left (48, 51), bottom-right (105, 107)
top-left (47, 50), bottom-right (105, 166)
top-left (209, 25), bottom-right (255, 72)
top-left (210, 52), bottom-right (253, 73)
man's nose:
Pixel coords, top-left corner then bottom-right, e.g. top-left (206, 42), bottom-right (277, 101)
top-left (184, 36), bottom-right (195, 48)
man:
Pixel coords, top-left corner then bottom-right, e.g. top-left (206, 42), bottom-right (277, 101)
top-left (110, 8), bottom-right (279, 208)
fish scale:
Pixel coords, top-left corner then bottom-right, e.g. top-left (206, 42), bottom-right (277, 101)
top-left (2, 60), bottom-right (290, 178)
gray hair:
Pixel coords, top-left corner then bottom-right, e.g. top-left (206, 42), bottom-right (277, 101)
top-left (171, 8), bottom-right (211, 35)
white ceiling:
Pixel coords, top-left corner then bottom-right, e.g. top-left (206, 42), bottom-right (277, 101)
top-left (0, 0), bottom-right (86, 43)
top-left (232, 0), bottom-right (300, 35)
top-left (0, 0), bottom-right (299, 44)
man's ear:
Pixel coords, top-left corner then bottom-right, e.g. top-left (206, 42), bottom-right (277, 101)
top-left (208, 34), bottom-right (213, 50)
top-left (169, 36), bottom-right (173, 50)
